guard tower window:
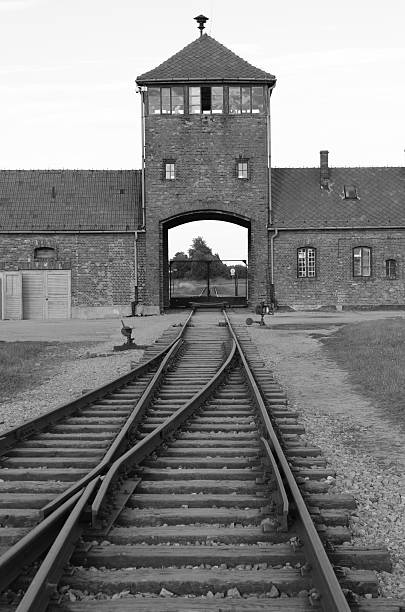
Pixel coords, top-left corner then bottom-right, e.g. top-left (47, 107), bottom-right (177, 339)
top-left (353, 246), bottom-right (371, 277)
top-left (34, 247), bottom-right (56, 259)
top-left (297, 247), bottom-right (316, 278)
top-left (147, 87), bottom-right (184, 115)
top-left (164, 161), bottom-right (175, 180)
top-left (189, 86), bottom-right (223, 114)
top-left (236, 159), bottom-right (249, 179)
top-left (386, 259), bottom-right (397, 279)
top-left (229, 86), bottom-right (265, 114)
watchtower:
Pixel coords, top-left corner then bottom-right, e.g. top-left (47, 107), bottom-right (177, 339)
top-left (136, 17), bottom-right (276, 311)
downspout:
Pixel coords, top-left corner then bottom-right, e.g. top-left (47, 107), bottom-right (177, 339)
top-left (138, 86), bottom-right (146, 229)
top-left (266, 81), bottom-right (276, 302)
top-left (133, 229), bottom-right (138, 314)
top-left (270, 227), bottom-right (279, 286)
top-left (266, 81), bottom-right (276, 226)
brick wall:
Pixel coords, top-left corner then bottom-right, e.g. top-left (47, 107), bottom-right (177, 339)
top-left (144, 114), bottom-right (270, 309)
top-left (0, 233), bottom-right (136, 316)
top-left (273, 230), bottom-right (405, 309)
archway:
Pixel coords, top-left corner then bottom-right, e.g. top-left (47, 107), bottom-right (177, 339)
top-left (161, 210), bottom-right (251, 309)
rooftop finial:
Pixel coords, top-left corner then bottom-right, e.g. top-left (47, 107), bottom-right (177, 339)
top-left (194, 14), bottom-right (208, 36)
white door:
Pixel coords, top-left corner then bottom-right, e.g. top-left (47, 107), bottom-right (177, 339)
top-left (3, 272), bottom-right (22, 320)
top-left (47, 271), bottom-right (71, 319)
top-left (22, 271), bottom-right (71, 320)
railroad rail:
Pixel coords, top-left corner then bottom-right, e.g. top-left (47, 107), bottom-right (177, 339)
top-left (0, 307), bottom-right (400, 611)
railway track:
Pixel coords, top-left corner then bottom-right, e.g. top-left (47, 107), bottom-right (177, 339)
top-left (0, 307), bottom-right (401, 611)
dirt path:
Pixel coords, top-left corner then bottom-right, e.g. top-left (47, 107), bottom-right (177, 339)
top-left (251, 325), bottom-right (405, 471)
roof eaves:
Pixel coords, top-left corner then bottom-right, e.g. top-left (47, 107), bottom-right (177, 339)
top-left (137, 77), bottom-right (276, 85)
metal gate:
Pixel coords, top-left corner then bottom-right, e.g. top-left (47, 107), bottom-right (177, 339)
top-left (169, 259), bottom-right (247, 307)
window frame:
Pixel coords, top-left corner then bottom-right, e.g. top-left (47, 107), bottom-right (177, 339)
top-left (386, 258), bottom-right (397, 279)
top-left (236, 159), bottom-right (249, 180)
top-left (163, 160), bottom-right (176, 181)
top-left (344, 185), bottom-right (359, 200)
top-left (353, 246), bottom-right (372, 278)
top-left (34, 246), bottom-right (57, 260)
top-left (188, 86), bottom-right (224, 115)
top-left (228, 85), bottom-right (265, 115)
top-left (297, 246), bottom-right (317, 279)
top-left (147, 86), bottom-right (185, 115)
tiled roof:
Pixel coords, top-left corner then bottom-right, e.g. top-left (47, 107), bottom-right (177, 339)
top-left (137, 34), bottom-right (275, 84)
top-left (0, 170), bottom-right (143, 231)
top-left (272, 167), bottom-right (405, 228)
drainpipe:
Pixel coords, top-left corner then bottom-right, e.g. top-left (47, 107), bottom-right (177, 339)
top-left (270, 227), bottom-right (279, 286)
top-left (266, 81), bottom-right (276, 226)
top-left (266, 81), bottom-right (276, 301)
top-left (137, 86), bottom-right (146, 229)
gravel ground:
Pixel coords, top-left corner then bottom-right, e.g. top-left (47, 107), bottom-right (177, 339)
top-left (0, 310), bottom-right (403, 601)
top-left (0, 313), bottom-right (186, 434)
top-left (242, 318), bottom-right (405, 601)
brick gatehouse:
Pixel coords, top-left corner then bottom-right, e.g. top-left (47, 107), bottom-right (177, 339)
top-left (0, 19), bottom-right (404, 319)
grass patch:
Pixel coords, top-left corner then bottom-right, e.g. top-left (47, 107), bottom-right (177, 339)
top-left (320, 317), bottom-right (405, 428)
top-left (0, 341), bottom-right (87, 401)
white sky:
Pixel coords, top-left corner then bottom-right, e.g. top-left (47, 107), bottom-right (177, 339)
top-left (1, 0), bottom-right (404, 259)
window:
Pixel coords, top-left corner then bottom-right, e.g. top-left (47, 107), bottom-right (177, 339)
top-left (229, 86), bottom-right (265, 114)
top-left (386, 259), bottom-right (397, 279)
top-left (34, 247), bottom-right (56, 259)
top-left (164, 161), bottom-right (175, 180)
top-left (236, 159), bottom-right (249, 179)
top-left (297, 247), bottom-right (316, 278)
top-left (147, 87), bottom-right (184, 115)
top-left (353, 247), bottom-right (371, 277)
top-left (189, 86), bottom-right (223, 114)
top-left (344, 185), bottom-right (358, 199)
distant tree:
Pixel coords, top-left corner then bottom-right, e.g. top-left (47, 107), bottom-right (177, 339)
top-left (187, 237), bottom-right (228, 279)
top-left (171, 251), bottom-right (190, 279)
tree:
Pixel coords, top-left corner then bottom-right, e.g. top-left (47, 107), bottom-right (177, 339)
top-left (187, 237), bottom-right (228, 279)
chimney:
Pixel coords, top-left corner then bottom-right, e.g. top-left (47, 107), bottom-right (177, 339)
top-left (320, 150), bottom-right (329, 189)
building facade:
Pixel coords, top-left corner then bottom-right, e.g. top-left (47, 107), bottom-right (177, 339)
top-left (0, 26), bottom-right (404, 319)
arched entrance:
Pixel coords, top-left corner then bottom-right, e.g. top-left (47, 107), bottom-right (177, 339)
top-left (161, 210), bottom-right (251, 309)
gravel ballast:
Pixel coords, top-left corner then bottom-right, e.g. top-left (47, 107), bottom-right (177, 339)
top-left (0, 311), bottom-right (403, 601)
top-left (245, 320), bottom-right (405, 601)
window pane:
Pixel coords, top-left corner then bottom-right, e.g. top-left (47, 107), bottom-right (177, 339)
top-left (229, 87), bottom-right (241, 114)
top-left (298, 248), bottom-right (306, 278)
top-left (362, 248), bottom-right (371, 276)
top-left (189, 87), bottom-right (200, 114)
top-left (201, 86), bottom-right (211, 113)
top-left (386, 259), bottom-right (397, 278)
top-left (148, 87), bottom-right (160, 114)
top-left (353, 248), bottom-right (362, 276)
top-left (241, 87), bottom-right (251, 113)
top-left (165, 163), bottom-right (175, 180)
top-left (252, 87), bottom-right (264, 113)
top-left (307, 248), bottom-right (316, 277)
top-left (237, 162), bottom-right (248, 179)
top-left (161, 88), bottom-right (171, 114)
top-left (211, 87), bottom-right (223, 113)
top-left (171, 87), bottom-right (184, 114)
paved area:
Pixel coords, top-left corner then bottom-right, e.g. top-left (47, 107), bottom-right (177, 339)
top-left (0, 313), bottom-right (186, 343)
top-left (0, 309), bottom-right (404, 342)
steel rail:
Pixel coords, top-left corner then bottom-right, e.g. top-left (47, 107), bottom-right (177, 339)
top-left (0, 488), bottom-right (84, 592)
top-left (224, 309), bottom-right (351, 612)
top-left (42, 336), bottom-right (184, 518)
top-left (91, 338), bottom-right (236, 527)
top-left (8, 338), bottom-right (236, 612)
top-left (0, 310), bottom-right (193, 594)
top-left (0, 310), bottom-right (193, 458)
top-left (15, 478), bottom-right (100, 612)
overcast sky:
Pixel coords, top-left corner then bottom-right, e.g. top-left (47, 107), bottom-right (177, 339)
top-left (1, 0), bottom-right (404, 258)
